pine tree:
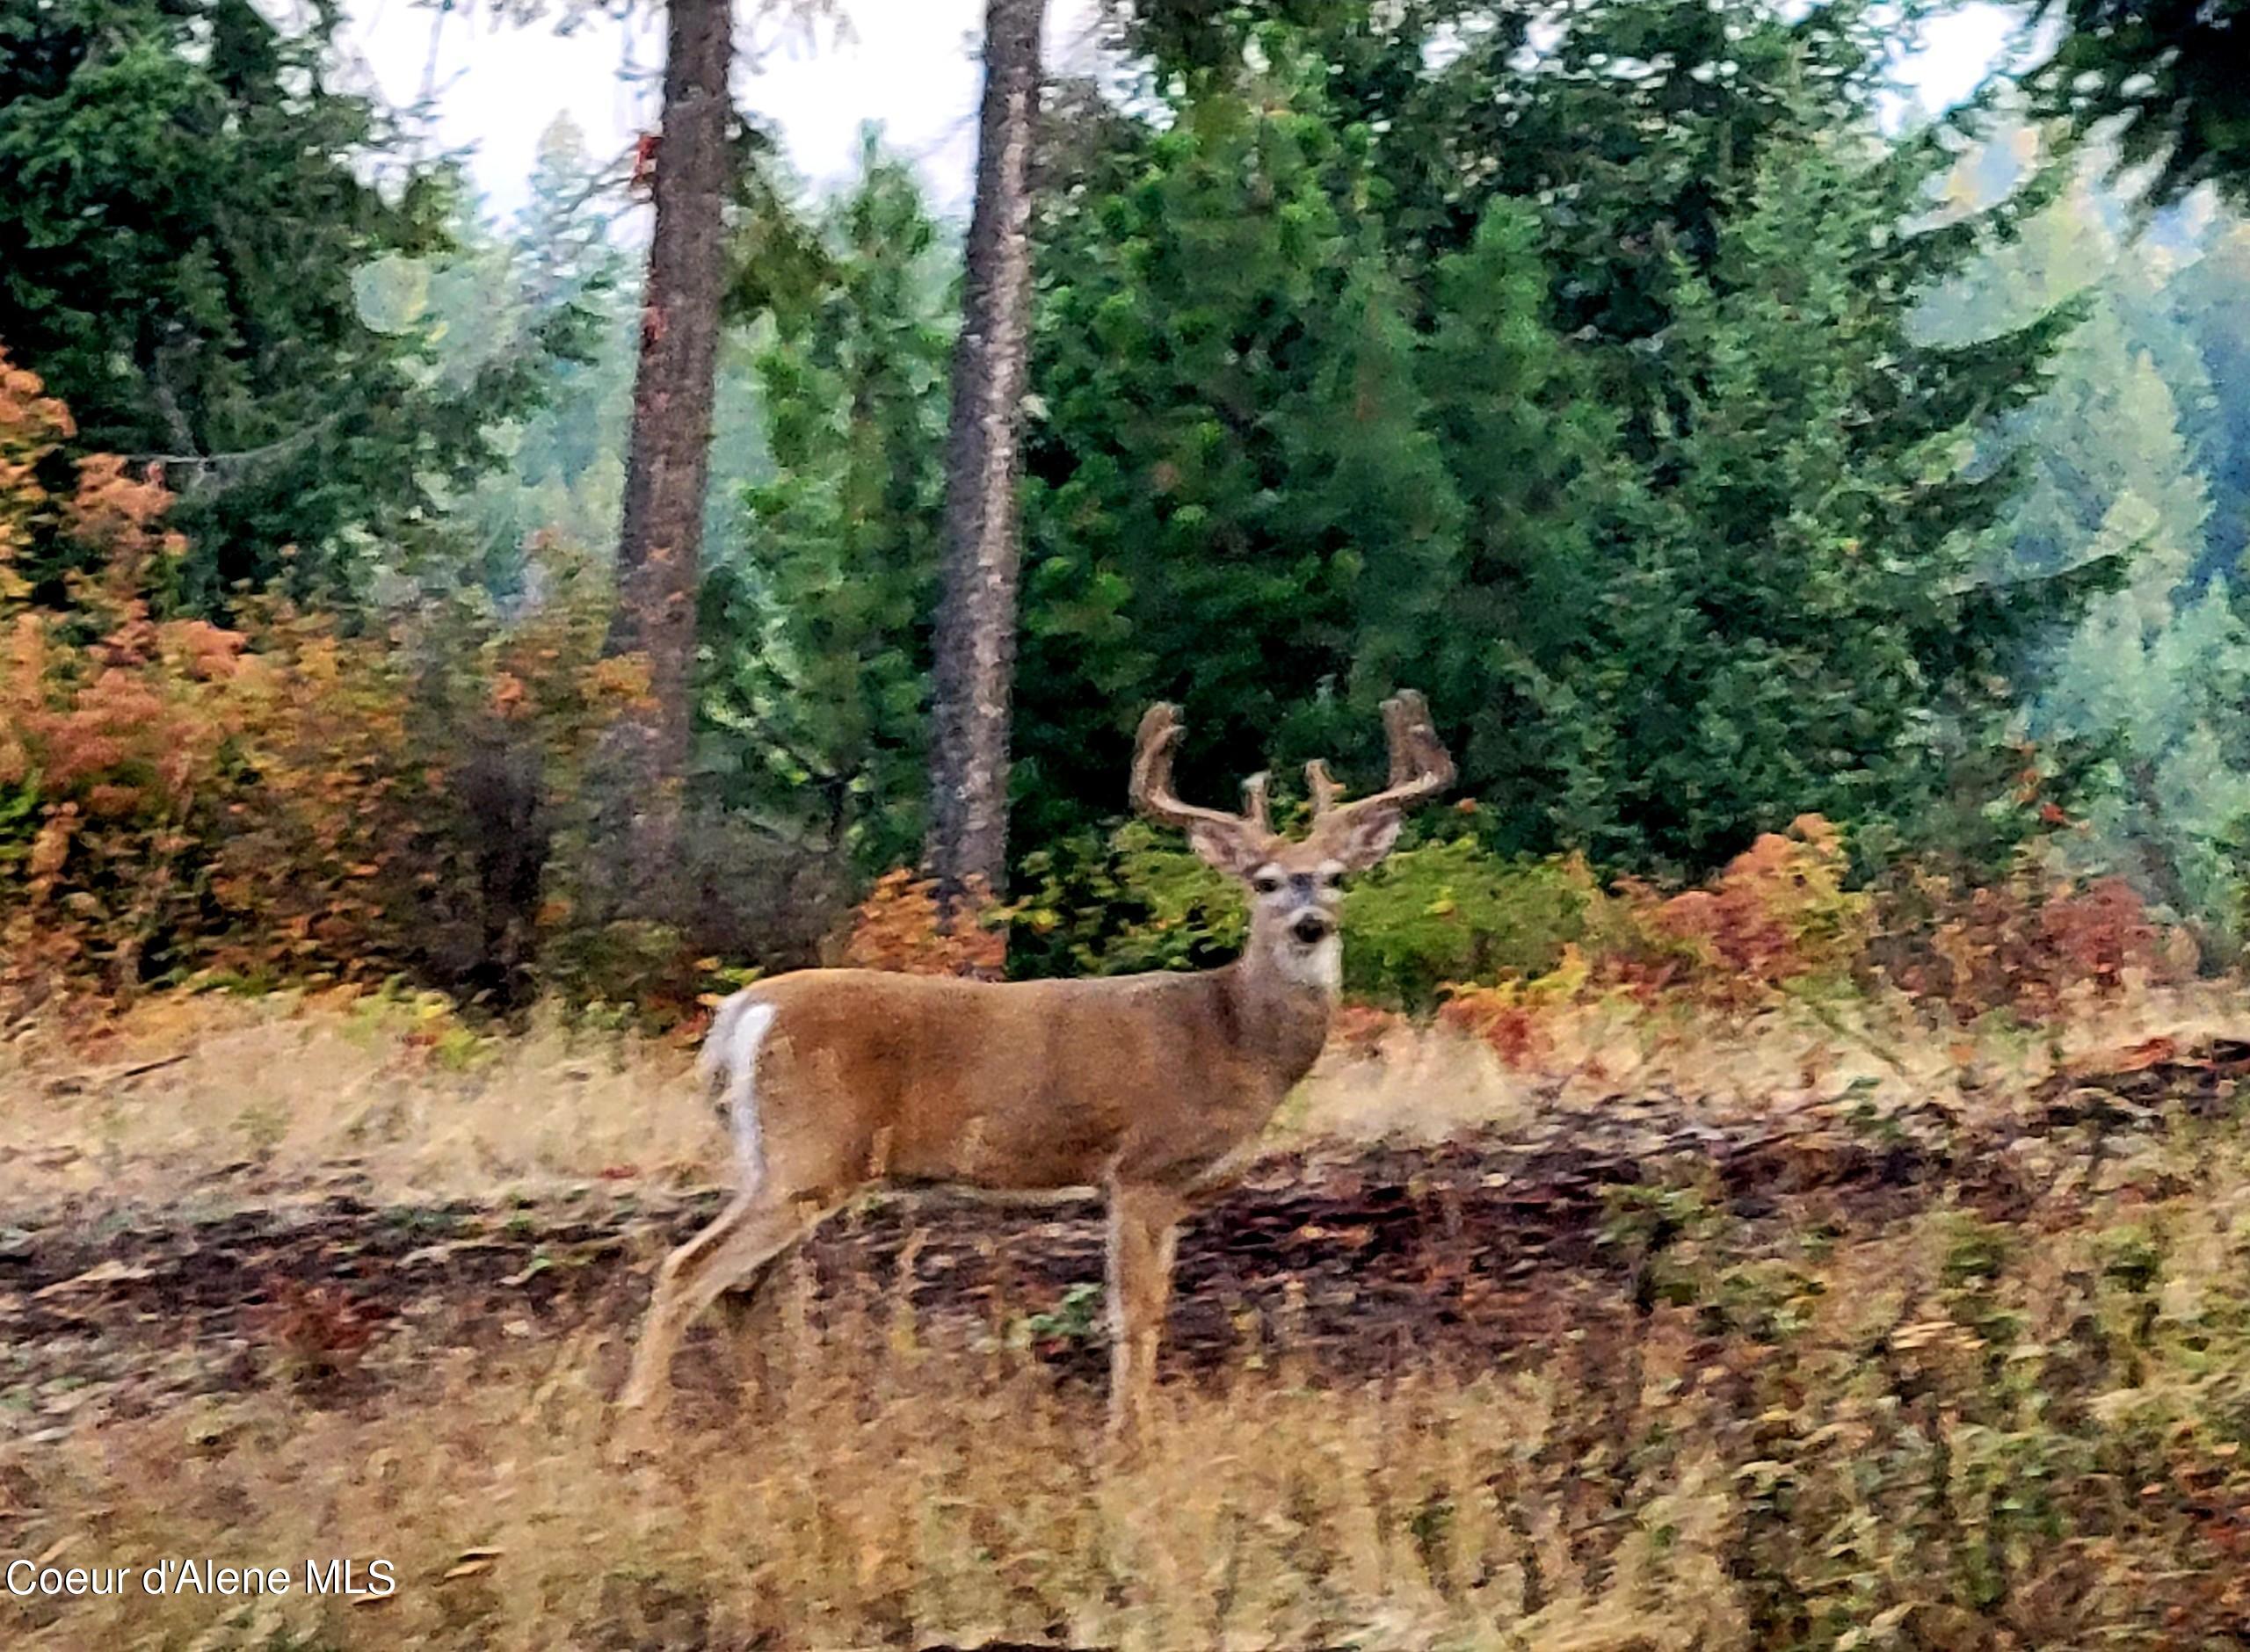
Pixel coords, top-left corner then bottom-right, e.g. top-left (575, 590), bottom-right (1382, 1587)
top-left (0, 0), bottom-right (508, 605)
top-left (700, 134), bottom-right (952, 873)
top-left (1012, 3), bottom-right (2091, 874)
top-left (1014, 44), bottom-right (1449, 847)
top-left (1920, 134), bottom-right (2250, 938)
top-left (421, 119), bottom-right (640, 603)
top-left (1416, 199), bottom-right (1636, 854)
top-left (2164, 217), bottom-right (2250, 591)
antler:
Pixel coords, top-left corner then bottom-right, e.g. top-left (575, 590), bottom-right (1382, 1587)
top-left (1129, 703), bottom-right (1273, 848)
top-left (1305, 689), bottom-right (1456, 830)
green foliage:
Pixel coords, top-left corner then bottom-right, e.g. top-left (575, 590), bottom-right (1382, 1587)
top-left (1009, 822), bottom-right (1249, 980)
top-left (2167, 221), bottom-right (2250, 589)
top-left (1012, 0), bottom-right (2093, 879)
top-left (0, 0), bottom-right (555, 605)
top-left (1924, 149), bottom-right (2250, 949)
top-left (416, 118), bottom-right (635, 600)
top-left (1012, 820), bottom-right (1593, 1010)
top-left (2034, 0), bottom-right (2250, 211)
top-left (1335, 837), bottom-right (1592, 1008)
top-left (699, 130), bottom-right (950, 873)
top-left (416, 116), bottom-right (773, 609)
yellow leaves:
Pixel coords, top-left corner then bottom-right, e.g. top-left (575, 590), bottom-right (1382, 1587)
top-left (27, 807), bottom-right (75, 880)
top-left (840, 868), bottom-right (1007, 979)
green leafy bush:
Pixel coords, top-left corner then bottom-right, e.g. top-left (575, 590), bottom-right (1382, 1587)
top-left (1339, 838), bottom-right (1593, 1008)
top-left (1009, 823), bottom-right (1593, 1011)
top-left (1008, 822), bottom-right (1247, 980)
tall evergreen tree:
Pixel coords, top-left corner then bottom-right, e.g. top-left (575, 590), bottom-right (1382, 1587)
top-left (1926, 153), bottom-right (2250, 941)
top-left (421, 120), bottom-right (636, 605)
top-left (701, 134), bottom-right (952, 873)
top-left (2164, 217), bottom-right (2250, 590)
top-left (0, 0), bottom-right (518, 604)
top-left (1014, 3), bottom-right (2092, 873)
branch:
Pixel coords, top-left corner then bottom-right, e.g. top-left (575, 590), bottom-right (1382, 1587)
top-left (133, 414), bottom-right (343, 487)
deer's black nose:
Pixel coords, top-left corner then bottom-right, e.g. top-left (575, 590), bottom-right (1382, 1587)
top-left (1290, 911), bottom-right (1334, 946)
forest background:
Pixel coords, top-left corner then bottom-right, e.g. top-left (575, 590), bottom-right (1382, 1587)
top-left (4, 0), bottom-right (2248, 1037)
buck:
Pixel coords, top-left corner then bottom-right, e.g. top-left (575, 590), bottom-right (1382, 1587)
top-left (615, 691), bottom-right (1455, 1438)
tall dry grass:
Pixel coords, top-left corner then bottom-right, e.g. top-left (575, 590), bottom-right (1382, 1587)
top-left (5, 978), bottom-right (2245, 1213)
top-left (4, 1247), bottom-right (1761, 1652)
top-left (12, 1150), bottom-right (2250, 1650)
top-left (7, 982), bottom-right (2250, 1648)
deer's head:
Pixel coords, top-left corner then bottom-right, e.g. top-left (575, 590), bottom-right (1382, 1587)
top-left (1129, 691), bottom-right (1456, 991)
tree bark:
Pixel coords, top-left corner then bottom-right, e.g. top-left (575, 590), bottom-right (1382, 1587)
top-left (925, 0), bottom-right (1044, 904)
top-left (599, 0), bottom-right (735, 916)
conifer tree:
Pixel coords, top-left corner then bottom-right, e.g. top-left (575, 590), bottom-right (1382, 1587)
top-left (0, 0), bottom-right (517, 605)
top-left (1930, 161), bottom-right (2250, 939)
top-left (701, 135), bottom-right (952, 873)
top-left (1014, 2), bottom-right (2091, 873)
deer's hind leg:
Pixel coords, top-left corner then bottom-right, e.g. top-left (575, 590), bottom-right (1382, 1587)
top-left (617, 1191), bottom-right (834, 1417)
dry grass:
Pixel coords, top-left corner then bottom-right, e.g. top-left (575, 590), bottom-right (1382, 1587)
top-left (5, 978), bottom-right (2245, 1213)
top-left (11, 1157), bottom-right (2250, 1650)
top-left (0, 991), bottom-right (712, 1209)
top-left (8, 982), bottom-right (2250, 1648)
top-left (4, 1257), bottom-right (1753, 1652)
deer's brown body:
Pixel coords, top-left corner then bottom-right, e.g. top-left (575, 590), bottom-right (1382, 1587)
top-left (616, 692), bottom-right (1454, 1440)
top-left (729, 963), bottom-right (1328, 1194)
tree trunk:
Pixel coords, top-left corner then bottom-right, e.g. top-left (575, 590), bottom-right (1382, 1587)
top-left (599, 0), bottom-right (735, 917)
top-left (925, 0), bottom-right (1044, 905)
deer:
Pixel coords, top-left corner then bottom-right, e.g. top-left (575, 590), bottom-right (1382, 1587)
top-left (613, 691), bottom-right (1455, 1441)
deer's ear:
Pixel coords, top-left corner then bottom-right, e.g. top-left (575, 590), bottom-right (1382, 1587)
top-left (1184, 822), bottom-right (1266, 878)
top-left (1326, 808), bottom-right (1403, 873)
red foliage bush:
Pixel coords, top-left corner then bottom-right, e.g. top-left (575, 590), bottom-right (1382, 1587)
top-left (1442, 818), bottom-right (2189, 1068)
top-left (1863, 860), bottom-right (2177, 1023)
top-left (1594, 815), bottom-right (1870, 1009)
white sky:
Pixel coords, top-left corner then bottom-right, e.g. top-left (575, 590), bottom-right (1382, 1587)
top-left (332, 0), bottom-right (2024, 221)
top-left (337, 0), bottom-right (1107, 219)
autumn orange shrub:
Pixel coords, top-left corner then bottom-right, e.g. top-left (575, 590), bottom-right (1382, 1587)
top-left (1, 351), bottom-right (239, 1002)
top-left (1440, 816), bottom-right (2188, 1067)
top-left (838, 868), bottom-right (1007, 978)
top-left (0, 347), bottom-right (636, 1018)
top-left (1435, 945), bottom-right (1597, 1069)
top-left (200, 569), bottom-right (638, 999)
top-left (1598, 814), bottom-right (1871, 1009)
top-left (1862, 858), bottom-right (2178, 1023)
top-left (1436, 818), bottom-right (1868, 1067)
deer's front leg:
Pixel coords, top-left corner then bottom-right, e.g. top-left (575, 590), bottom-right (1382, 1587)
top-left (1104, 1181), bottom-right (1187, 1447)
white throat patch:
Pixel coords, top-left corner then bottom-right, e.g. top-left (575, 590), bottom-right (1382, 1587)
top-left (1275, 933), bottom-right (1343, 993)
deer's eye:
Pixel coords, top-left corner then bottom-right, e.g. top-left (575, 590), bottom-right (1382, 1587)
top-left (1318, 869), bottom-right (1343, 888)
top-left (1252, 872), bottom-right (1284, 895)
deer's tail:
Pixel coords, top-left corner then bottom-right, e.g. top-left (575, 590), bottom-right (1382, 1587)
top-left (700, 993), bottom-right (776, 1192)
